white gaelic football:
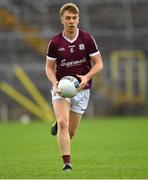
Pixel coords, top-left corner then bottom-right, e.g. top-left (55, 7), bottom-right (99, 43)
top-left (58, 76), bottom-right (79, 98)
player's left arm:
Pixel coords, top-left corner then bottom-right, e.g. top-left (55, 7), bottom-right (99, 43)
top-left (77, 53), bottom-right (103, 91)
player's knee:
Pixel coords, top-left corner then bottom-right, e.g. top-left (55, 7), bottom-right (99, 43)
top-left (58, 118), bottom-right (68, 130)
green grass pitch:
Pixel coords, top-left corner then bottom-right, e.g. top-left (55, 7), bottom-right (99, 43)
top-left (0, 117), bottom-right (147, 179)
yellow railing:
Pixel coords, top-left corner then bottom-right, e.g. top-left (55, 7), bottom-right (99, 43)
top-left (0, 67), bottom-right (54, 122)
top-left (110, 50), bottom-right (146, 104)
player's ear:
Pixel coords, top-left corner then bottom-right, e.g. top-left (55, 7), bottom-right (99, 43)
top-left (60, 16), bottom-right (64, 24)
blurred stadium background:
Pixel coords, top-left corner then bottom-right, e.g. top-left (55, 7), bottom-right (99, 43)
top-left (0, 0), bottom-right (148, 121)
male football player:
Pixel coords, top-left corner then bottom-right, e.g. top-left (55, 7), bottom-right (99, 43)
top-left (45, 3), bottom-right (103, 171)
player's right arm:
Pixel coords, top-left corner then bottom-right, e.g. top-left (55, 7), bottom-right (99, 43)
top-left (45, 39), bottom-right (58, 89)
top-left (45, 58), bottom-right (58, 89)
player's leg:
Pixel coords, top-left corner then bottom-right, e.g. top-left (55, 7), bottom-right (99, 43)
top-left (53, 99), bottom-right (70, 155)
top-left (53, 99), bottom-right (72, 171)
top-left (69, 89), bottom-right (90, 139)
top-left (69, 111), bottom-right (82, 139)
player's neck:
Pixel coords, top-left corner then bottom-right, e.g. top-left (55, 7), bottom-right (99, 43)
top-left (63, 28), bottom-right (78, 40)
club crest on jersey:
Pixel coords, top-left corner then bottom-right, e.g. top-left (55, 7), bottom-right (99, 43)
top-left (68, 45), bottom-right (75, 53)
top-left (79, 44), bottom-right (85, 50)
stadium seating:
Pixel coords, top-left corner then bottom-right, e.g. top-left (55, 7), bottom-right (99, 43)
top-left (0, 0), bottom-right (148, 118)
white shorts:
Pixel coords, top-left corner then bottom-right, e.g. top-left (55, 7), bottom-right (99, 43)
top-left (51, 88), bottom-right (90, 114)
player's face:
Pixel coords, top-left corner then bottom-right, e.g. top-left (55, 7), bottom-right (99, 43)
top-left (61, 11), bottom-right (79, 34)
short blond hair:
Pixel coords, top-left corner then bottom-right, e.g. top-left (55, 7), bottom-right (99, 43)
top-left (60, 3), bottom-right (79, 16)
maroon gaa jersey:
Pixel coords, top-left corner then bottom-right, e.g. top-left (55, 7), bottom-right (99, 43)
top-left (46, 29), bottom-right (100, 89)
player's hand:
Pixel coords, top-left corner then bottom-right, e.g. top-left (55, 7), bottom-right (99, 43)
top-left (76, 74), bottom-right (89, 91)
top-left (53, 81), bottom-right (62, 96)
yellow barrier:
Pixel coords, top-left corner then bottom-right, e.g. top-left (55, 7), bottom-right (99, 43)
top-left (110, 50), bottom-right (146, 104)
top-left (14, 66), bottom-right (54, 121)
top-left (0, 82), bottom-right (46, 120)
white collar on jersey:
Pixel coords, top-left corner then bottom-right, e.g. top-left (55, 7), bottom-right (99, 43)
top-left (62, 28), bottom-right (79, 43)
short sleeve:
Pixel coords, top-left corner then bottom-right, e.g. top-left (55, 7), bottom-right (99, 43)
top-left (46, 40), bottom-right (57, 60)
top-left (87, 35), bottom-right (100, 57)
